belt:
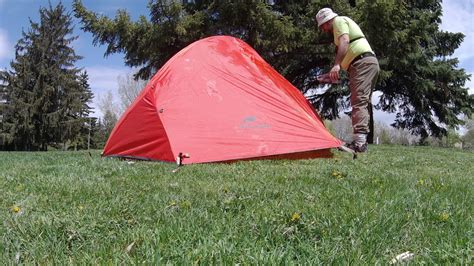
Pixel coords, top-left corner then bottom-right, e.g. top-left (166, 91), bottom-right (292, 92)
top-left (351, 52), bottom-right (375, 66)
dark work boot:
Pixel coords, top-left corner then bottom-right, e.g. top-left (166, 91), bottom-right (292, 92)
top-left (345, 141), bottom-right (368, 153)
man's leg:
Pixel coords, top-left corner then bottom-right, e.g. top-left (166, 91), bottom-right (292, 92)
top-left (348, 56), bottom-right (379, 151)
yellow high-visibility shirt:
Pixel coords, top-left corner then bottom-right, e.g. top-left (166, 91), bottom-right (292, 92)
top-left (333, 16), bottom-right (374, 70)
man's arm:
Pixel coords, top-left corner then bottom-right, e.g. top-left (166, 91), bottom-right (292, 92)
top-left (329, 33), bottom-right (349, 82)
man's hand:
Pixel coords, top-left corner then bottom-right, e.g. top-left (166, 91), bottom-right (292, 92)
top-left (329, 64), bottom-right (341, 82)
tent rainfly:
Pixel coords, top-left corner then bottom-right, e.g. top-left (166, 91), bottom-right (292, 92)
top-left (103, 36), bottom-right (344, 164)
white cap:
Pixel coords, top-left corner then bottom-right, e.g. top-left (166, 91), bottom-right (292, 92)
top-left (316, 8), bottom-right (338, 27)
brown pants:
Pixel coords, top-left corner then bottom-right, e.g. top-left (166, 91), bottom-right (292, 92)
top-left (348, 56), bottom-right (380, 134)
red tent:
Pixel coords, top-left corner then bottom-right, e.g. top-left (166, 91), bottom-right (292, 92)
top-left (103, 36), bottom-right (343, 164)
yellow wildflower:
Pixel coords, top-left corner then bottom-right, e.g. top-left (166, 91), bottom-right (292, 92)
top-left (439, 212), bottom-right (449, 222)
top-left (180, 200), bottom-right (191, 209)
top-left (417, 179), bottom-right (425, 186)
top-left (332, 170), bottom-right (344, 179)
top-left (11, 205), bottom-right (20, 213)
top-left (291, 212), bottom-right (301, 222)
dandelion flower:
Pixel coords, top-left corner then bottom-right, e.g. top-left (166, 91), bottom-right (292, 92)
top-left (180, 200), bottom-right (191, 209)
top-left (11, 206), bottom-right (20, 213)
top-left (332, 170), bottom-right (344, 179)
top-left (291, 212), bottom-right (301, 222)
top-left (439, 212), bottom-right (449, 222)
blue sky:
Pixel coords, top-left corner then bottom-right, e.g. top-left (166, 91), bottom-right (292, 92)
top-left (0, 0), bottom-right (473, 121)
top-left (0, 0), bottom-right (149, 116)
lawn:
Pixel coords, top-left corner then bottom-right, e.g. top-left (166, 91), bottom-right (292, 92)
top-left (1, 145), bottom-right (473, 264)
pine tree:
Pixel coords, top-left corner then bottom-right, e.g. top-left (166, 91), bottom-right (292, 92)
top-left (1, 40), bottom-right (38, 150)
top-left (86, 116), bottom-right (100, 149)
top-left (60, 71), bottom-right (94, 150)
top-left (358, 0), bottom-right (473, 139)
top-left (78, 72), bottom-right (94, 149)
top-left (91, 118), bottom-right (106, 149)
top-left (0, 72), bottom-right (10, 149)
top-left (90, 110), bottom-right (118, 149)
top-left (0, 3), bottom-right (93, 151)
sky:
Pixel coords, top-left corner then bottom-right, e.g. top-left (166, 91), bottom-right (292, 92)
top-left (0, 0), bottom-right (473, 123)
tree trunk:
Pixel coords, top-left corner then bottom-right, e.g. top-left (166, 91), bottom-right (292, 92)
top-left (368, 104), bottom-right (374, 144)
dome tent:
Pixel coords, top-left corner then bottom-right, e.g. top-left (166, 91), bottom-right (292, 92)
top-left (103, 36), bottom-right (344, 164)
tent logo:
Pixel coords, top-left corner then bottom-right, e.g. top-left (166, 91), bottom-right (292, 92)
top-left (240, 116), bottom-right (271, 129)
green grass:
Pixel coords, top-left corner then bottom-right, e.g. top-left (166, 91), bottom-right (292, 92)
top-left (1, 145), bottom-right (473, 264)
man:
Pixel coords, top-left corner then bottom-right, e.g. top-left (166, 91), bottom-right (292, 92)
top-left (316, 7), bottom-right (380, 153)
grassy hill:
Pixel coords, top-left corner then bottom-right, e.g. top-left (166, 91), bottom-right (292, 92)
top-left (1, 145), bottom-right (472, 264)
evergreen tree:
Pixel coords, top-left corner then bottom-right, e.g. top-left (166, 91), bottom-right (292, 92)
top-left (1, 40), bottom-right (38, 150)
top-left (91, 110), bottom-right (118, 149)
top-left (0, 72), bottom-right (11, 149)
top-left (90, 118), bottom-right (106, 149)
top-left (359, 0), bottom-right (473, 139)
top-left (78, 72), bottom-right (94, 149)
top-left (60, 71), bottom-right (94, 150)
top-left (73, 0), bottom-right (473, 140)
top-left (85, 116), bottom-right (101, 149)
top-left (0, 3), bottom-right (93, 151)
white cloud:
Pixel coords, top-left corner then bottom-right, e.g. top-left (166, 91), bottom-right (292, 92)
top-left (440, 1), bottom-right (473, 95)
top-left (86, 66), bottom-right (128, 91)
top-left (0, 28), bottom-right (13, 61)
top-left (84, 66), bottom-right (130, 117)
top-left (372, 91), bottom-right (396, 125)
top-left (441, 1), bottom-right (474, 66)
